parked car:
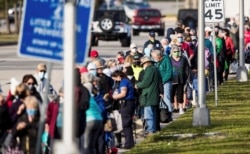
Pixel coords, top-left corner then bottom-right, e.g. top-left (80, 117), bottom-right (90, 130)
top-left (91, 4), bottom-right (131, 47)
top-left (177, 9), bottom-right (198, 29)
top-left (131, 8), bottom-right (165, 36)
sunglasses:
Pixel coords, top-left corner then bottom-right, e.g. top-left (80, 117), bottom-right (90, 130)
top-left (39, 70), bottom-right (46, 73)
top-left (173, 51), bottom-right (180, 53)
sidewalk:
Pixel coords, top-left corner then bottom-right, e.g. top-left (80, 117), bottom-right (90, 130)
top-left (117, 111), bottom-right (182, 154)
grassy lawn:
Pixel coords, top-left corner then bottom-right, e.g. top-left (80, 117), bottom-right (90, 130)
top-left (127, 79), bottom-right (250, 154)
top-left (0, 34), bottom-right (18, 43)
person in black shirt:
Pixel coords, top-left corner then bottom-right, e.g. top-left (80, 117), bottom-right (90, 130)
top-left (143, 31), bottom-right (163, 51)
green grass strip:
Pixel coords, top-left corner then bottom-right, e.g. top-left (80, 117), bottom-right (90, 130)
top-left (127, 79), bottom-right (250, 154)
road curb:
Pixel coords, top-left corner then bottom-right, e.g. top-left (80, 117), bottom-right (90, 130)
top-left (0, 41), bottom-right (18, 46)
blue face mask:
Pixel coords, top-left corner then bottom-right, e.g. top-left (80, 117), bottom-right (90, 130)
top-left (177, 37), bottom-right (183, 43)
top-left (26, 109), bottom-right (37, 116)
top-left (38, 72), bottom-right (45, 79)
top-left (89, 70), bottom-right (97, 76)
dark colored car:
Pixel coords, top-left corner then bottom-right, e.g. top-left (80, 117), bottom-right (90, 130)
top-left (131, 8), bottom-right (165, 36)
top-left (177, 9), bottom-right (198, 29)
top-left (91, 5), bottom-right (131, 47)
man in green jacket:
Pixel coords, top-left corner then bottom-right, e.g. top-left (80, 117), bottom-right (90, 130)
top-left (135, 56), bottom-right (162, 134)
top-left (151, 49), bottom-right (173, 122)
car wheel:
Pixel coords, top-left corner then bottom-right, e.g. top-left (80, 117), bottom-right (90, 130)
top-left (91, 35), bottom-right (98, 46)
top-left (99, 16), bottom-right (114, 33)
top-left (158, 29), bottom-right (165, 36)
top-left (121, 36), bottom-right (131, 47)
top-left (133, 29), bottom-right (139, 36)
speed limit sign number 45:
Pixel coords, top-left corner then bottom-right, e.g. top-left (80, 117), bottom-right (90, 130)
top-left (205, 0), bottom-right (225, 23)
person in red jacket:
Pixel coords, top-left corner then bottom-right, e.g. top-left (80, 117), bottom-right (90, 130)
top-left (244, 24), bottom-right (250, 48)
top-left (223, 28), bottom-right (235, 81)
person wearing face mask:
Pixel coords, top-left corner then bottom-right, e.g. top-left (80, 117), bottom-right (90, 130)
top-left (14, 96), bottom-right (40, 154)
top-left (22, 74), bottom-right (43, 104)
top-left (8, 83), bottom-right (30, 128)
top-left (161, 38), bottom-right (171, 56)
top-left (176, 32), bottom-right (194, 63)
top-left (131, 54), bottom-right (143, 81)
top-left (45, 87), bottom-right (64, 154)
top-left (93, 59), bottom-right (114, 97)
top-left (151, 49), bottom-right (173, 122)
top-left (135, 56), bottom-right (162, 135)
top-left (170, 44), bottom-right (190, 115)
top-left (34, 63), bottom-right (57, 101)
top-left (125, 43), bottom-right (143, 58)
top-left (143, 31), bottom-right (163, 52)
top-left (87, 62), bottom-right (97, 77)
top-left (112, 70), bottom-right (135, 149)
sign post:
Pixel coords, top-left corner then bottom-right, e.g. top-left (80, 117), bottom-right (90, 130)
top-left (193, 0), bottom-right (211, 126)
top-left (236, 0), bottom-right (248, 82)
top-left (204, 0), bottom-right (225, 106)
top-left (18, 0), bottom-right (96, 153)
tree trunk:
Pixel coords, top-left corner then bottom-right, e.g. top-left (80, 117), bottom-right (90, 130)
top-left (17, 0), bottom-right (22, 33)
top-left (14, 0), bottom-right (19, 34)
top-left (5, 0), bottom-right (11, 34)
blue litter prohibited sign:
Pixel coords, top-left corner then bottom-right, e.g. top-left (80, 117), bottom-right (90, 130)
top-left (204, 0), bottom-right (225, 23)
top-left (18, 0), bottom-right (95, 64)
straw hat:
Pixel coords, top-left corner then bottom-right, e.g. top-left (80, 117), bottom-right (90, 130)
top-left (140, 56), bottom-right (153, 65)
top-left (93, 59), bottom-right (106, 69)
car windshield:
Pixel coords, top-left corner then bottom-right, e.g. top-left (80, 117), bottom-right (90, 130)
top-left (94, 10), bottom-right (127, 22)
top-left (137, 10), bottom-right (161, 17)
top-left (125, 0), bottom-right (150, 8)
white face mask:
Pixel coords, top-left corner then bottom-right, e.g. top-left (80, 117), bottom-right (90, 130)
top-left (60, 97), bottom-right (64, 103)
top-left (131, 48), bottom-right (137, 53)
top-left (38, 72), bottom-right (45, 80)
top-left (127, 75), bottom-right (133, 80)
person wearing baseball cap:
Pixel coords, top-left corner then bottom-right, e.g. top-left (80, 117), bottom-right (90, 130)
top-left (143, 31), bottom-right (163, 52)
top-left (125, 43), bottom-right (143, 59)
top-left (89, 49), bottom-right (105, 65)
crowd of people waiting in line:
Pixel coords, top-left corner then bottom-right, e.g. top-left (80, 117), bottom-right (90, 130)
top-left (0, 16), bottom-right (250, 154)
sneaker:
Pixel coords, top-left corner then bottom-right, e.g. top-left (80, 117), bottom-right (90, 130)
top-left (173, 108), bottom-right (179, 113)
top-left (179, 109), bottom-right (185, 115)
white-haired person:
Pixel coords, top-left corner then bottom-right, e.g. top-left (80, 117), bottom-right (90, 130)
top-left (14, 96), bottom-right (40, 154)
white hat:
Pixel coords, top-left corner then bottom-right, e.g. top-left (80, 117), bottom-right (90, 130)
top-left (130, 43), bottom-right (137, 49)
top-left (205, 26), bottom-right (212, 32)
top-left (87, 62), bottom-right (97, 71)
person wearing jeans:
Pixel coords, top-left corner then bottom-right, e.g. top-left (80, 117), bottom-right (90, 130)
top-left (144, 106), bottom-right (157, 133)
top-left (151, 49), bottom-right (173, 121)
top-left (135, 56), bottom-right (162, 134)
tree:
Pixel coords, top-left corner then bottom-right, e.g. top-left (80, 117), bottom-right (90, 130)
top-left (4, 0), bottom-right (11, 34)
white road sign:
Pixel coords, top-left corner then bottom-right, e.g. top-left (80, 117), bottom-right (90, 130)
top-left (204, 0), bottom-right (225, 23)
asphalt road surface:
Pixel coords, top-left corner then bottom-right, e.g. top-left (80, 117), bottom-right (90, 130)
top-left (0, 0), bottom-right (177, 95)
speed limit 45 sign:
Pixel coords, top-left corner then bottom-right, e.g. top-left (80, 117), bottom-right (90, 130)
top-left (205, 0), bottom-right (225, 23)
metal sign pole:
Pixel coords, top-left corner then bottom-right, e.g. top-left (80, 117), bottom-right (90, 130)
top-left (236, 0), bottom-right (248, 82)
top-left (212, 23), bottom-right (218, 106)
top-left (193, 0), bottom-right (210, 126)
top-left (54, 0), bottom-right (78, 153)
